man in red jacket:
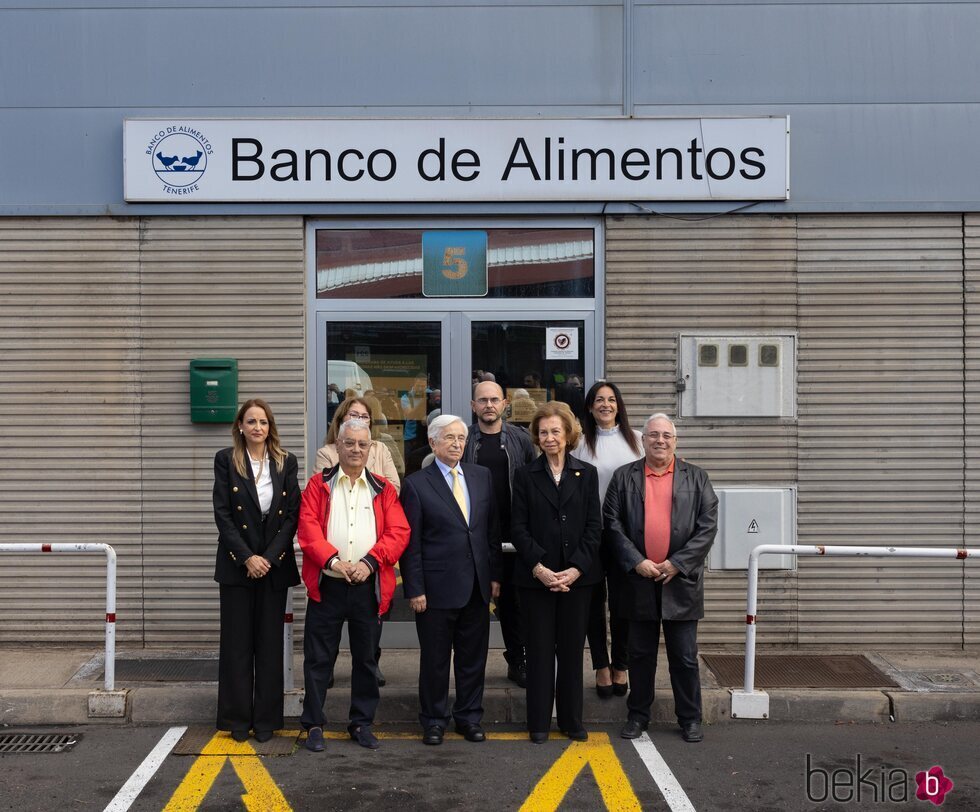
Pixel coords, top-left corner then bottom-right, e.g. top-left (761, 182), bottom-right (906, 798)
top-left (298, 419), bottom-right (410, 752)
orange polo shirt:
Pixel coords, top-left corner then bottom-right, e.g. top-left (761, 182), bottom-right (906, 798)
top-left (644, 458), bottom-right (674, 563)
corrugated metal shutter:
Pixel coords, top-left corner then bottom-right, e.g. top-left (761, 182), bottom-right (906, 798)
top-left (0, 218), bottom-right (143, 643)
top-left (605, 214), bottom-right (799, 645)
top-left (797, 215), bottom-right (965, 646)
top-left (140, 216), bottom-right (306, 645)
top-left (965, 214), bottom-right (980, 646)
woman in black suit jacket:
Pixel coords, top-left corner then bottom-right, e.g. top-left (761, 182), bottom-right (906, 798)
top-left (213, 398), bottom-right (300, 742)
top-left (511, 401), bottom-right (602, 743)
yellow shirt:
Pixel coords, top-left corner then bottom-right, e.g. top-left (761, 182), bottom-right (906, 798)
top-left (325, 469), bottom-right (378, 578)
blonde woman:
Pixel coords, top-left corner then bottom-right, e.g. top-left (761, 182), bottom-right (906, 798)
top-left (213, 398), bottom-right (300, 742)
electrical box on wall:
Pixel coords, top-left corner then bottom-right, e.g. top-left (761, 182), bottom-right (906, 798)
top-left (678, 333), bottom-right (796, 418)
top-left (709, 487), bottom-right (796, 570)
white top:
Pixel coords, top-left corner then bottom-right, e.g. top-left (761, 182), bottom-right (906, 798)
top-left (249, 454), bottom-right (273, 515)
top-left (325, 468), bottom-right (378, 577)
top-left (571, 426), bottom-right (644, 502)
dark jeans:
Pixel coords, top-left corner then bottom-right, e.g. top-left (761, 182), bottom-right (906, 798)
top-left (301, 574), bottom-right (380, 730)
top-left (586, 576), bottom-right (629, 672)
top-left (494, 553), bottom-right (525, 667)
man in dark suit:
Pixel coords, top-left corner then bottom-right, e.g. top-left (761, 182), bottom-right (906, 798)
top-left (400, 414), bottom-right (502, 745)
top-left (604, 413), bottom-right (718, 744)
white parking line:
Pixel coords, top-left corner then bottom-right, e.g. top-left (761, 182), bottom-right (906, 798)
top-left (103, 726), bottom-right (187, 812)
top-left (631, 733), bottom-right (697, 811)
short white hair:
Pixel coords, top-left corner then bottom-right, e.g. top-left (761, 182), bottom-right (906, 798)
top-left (644, 412), bottom-right (677, 436)
top-left (338, 418), bottom-right (371, 440)
top-left (428, 414), bottom-right (468, 441)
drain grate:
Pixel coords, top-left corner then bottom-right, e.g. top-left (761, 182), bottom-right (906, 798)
top-left (702, 654), bottom-right (899, 689)
top-left (0, 733), bottom-right (81, 754)
top-left (112, 658), bottom-right (218, 682)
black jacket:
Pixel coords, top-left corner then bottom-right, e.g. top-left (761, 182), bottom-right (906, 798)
top-left (461, 420), bottom-right (535, 493)
top-left (510, 454), bottom-right (603, 590)
top-left (212, 447), bottom-right (301, 589)
top-left (603, 458), bottom-right (717, 621)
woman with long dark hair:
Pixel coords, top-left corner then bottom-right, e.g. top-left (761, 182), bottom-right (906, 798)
top-left (571, 380), bottom-right (643, 698)
top-left (213, 398), bottom-right (300, 741)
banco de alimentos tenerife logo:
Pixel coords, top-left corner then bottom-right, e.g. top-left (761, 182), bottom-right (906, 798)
top-left (145, 126), bottom-right (214, 195)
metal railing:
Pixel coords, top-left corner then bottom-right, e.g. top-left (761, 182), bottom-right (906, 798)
top-left (731, 543), bottom-right (978, 719)
top-left (0, 543), bottom-right (117, 692)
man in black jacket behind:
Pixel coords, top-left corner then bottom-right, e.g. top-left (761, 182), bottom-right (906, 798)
top-left (462, 380), bottom-right (535, 687)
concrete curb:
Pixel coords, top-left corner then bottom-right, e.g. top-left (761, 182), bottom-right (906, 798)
top-left (887, 691), bottom-right (980, 722)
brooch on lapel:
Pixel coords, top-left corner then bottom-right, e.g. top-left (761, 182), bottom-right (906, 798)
top-left (575, 472), bottom-right (581, 477)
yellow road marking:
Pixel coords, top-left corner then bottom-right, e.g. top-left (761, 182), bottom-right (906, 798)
top-left (519, 732), bottom-right (643, 812)
top-left (163, 733), bottom-right (292, 812)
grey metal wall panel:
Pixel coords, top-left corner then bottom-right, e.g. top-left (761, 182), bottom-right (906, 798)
top-left (797, 214), bottom-right (965, 646)
top-left (0, 5), bottom-right (622, 109)
top-left (604, 214), bottom-right (799, 645)
top-left (965, 213), bottom-right (980, 646)
top-left (0, 218), bottom-right (143, 643)
top-left (139, 216), bottom-right (306, 645)
top-left (634, 3), bottom-right (980, 104)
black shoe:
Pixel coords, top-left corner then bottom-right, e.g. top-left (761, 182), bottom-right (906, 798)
top-left (620, 719), bottom-right (647, 740)
top-left (455, 722), bottom-right (486, 742)
top-left (422, 725), bottom-right (445, 746)
top-left (529, 731), bottom-right (549, 744)
top-left (612, 682), bottom-right (629, 697)
top-left (230, 729), bottom-right (249, 742)
top-left (253, 730), bottom-right (273, 743)
top-left (304, 726), bottom-right (325, 752)
top-left (563, 729), bottom-right (588, 741)
top-left (595, 683), bottom-right (614, 699)
top-left (507, 663), bottom-right (527, 689)
top-left (375, 667), bottom-right (386, 688)
top-left (348, 724), bottom-right (380, 750)
top-left (681, 721), bottom-right (703, 743)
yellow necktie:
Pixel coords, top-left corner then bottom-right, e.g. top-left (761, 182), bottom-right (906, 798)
top-left (450, 468), bottom-right (469, 523)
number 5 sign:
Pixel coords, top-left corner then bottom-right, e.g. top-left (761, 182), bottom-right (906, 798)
top-left (422, 231), bottom-right (488, 296)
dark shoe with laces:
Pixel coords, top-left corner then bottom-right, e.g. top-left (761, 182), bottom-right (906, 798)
top-left (507, 662), bottom-right (527, 689)
top-left (681, 721), bottom-right (703, 743)
top-left (422, 725), bottom-right (444, 746)
top-left (455, 722), bottom-right (486, 742)
top-left (304, 726), bottom-right (325, 752)
top-left (620, 719), bottom-right (647, 740)
top-left (348, 724), bottom-right (380, 750)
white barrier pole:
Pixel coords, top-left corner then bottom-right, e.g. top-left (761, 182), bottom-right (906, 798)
top-left (732, 543), bottom-right (978, 719)
top-left (0, 542), bottom-right (117, 692)
top-left (284, 586), bottom-right (295, 691)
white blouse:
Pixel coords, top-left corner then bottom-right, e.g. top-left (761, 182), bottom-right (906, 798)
top-left (249, 454), bottom-right (273, 515)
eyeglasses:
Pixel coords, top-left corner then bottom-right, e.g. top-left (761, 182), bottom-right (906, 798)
top-left (475, 397), bottom-right (502, 406)
top-left (341, 440), bottom-right (371, 450)
top-left (346, 411), bottom-right (371, 421)
top-left (644, 432), bottom-right (675, 441)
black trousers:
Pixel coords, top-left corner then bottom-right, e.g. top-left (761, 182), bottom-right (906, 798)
top-left (586, 576), bottom-right (629, 672)
top-left (494, 553), bottom-right (525, 667)
top-left (217, 581), bottom-right (288, 733)
top-left (520, 586), bottom-right (591, 735)
top-left (625, 585), bottom-right (701, 726)
top-left (414, 577), bottom-right (489, 729)
top-left (301, 574), bottom-right (380, 730)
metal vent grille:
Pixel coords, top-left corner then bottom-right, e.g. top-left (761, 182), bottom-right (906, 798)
top-left (0, 733), bottom-right (80, 754)
top-left (113, 658), bottom-right (218, 682)
top-left (703, 654), bottom-right (899, 689)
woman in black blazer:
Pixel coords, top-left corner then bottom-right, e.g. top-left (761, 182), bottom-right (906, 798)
top-left (213, 398), bottom-right (300, 742)
top-left (511, 401), bottom-right (602, 743)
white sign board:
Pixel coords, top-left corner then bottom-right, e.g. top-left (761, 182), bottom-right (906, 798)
top-left (124, 118), bottom-right (789, 202)
top-left (546, 327), bottom-right (579, 360)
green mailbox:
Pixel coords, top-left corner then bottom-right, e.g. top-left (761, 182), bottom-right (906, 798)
top-left (189, 359), bottom-right (238, 423)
